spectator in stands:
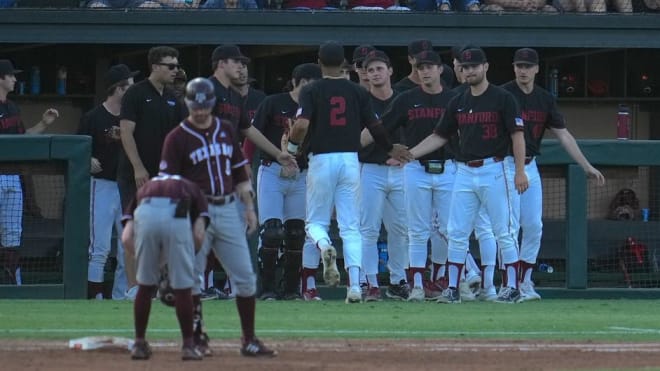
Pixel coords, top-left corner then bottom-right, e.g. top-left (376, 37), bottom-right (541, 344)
top-left (86, 0), bottom-right (200, 8)
top-left (281, 0), bottom-right (338, 9)
top-left (0, 59), bottom-right (59, 286)
top-left (202, 0), bottom-right (259, 8)
top-left (481, 0), bottom-right (558, 11)
top-left (0, 1), bottom-right (16, 8)
top-left (552, 0), bottom-right (606, 11)
top-left (643, 0), bottom-right (660, 10)
top-left (347, 0), bottom-right (410, 10)
top-left (79, 64), bottom-right (138, 300)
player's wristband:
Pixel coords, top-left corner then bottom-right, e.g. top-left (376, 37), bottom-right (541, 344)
top-left (287, 141), bottom-right (299, 155)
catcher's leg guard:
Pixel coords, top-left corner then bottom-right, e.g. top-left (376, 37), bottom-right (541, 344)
top-left (259, 219), bottom-right (285, 295)
top-left (282, 219), bottom-right (305, 296)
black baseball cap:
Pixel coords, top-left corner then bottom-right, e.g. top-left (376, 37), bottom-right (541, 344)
top-left (352, 45), bottom-right (376, 64)
top-left (363, 50), bottom-right (391, 68)
top-left (104, 64), bottom-right (140, 87)
top-left (460, 48), bottom-right (487, 66)
top-left (408, 39), bottom-right (433, 57)
top-left (414, 50), bottom-right (442, 67)
top-left (0, 59), bottom-right (22, 75)
top-left (292, 63), bottom-right (322, 81)
top-left (318, 41), bottom-right (345, 67)
top-left (513, 48), bottom-right (539, 65)
top-left (211, 44), bottom-right (250, 63)
top-left (451, 44), bottom-right (478, 62)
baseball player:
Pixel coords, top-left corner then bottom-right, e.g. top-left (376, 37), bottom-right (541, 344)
top-left (502, 48), bottom-right (605, 301)
top-left (364, 50), bottom-right (457, 302)
top-left (121, 174), bottom-right (208, 361)
top-left (410, 47), bottom-right (528, 304)
top-left (244, 63), bottom-right (322, 300)
top-left (160, 77), bottom-right (275, 357)
top-left (118, 46), bottom-right (186, 298)
top-left (288, 41), bottom-right (412, 304)
top-left (0, 59), bottom-right (59, 286)
top-left (393, 39), bottom-right (433, 92)
top-left (352, 45), bottom-right (376, 90)
top-left (78, 64), bottom-right (138, 300)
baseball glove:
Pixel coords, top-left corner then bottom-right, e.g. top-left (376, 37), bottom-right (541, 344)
top-left (157, 268), bottom-right (176, 307)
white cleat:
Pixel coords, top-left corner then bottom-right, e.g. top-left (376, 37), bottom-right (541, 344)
top-left (407, 286), bottom-right (425, 302)
top-left (477, 286), bottom-right (498, 302)
top-left (321, 246), bottom-right (340, 287)
top-left (345, 286), bottom-right (362, 303)
top-left (519, 281), bottom-right (541, 302)
top-left (459, 281), bottom-right (477, 302)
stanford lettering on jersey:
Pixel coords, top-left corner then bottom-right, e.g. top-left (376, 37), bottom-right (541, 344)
top-left (521, 110), bottom-right (548, 124)
top-left (216, 102), bottom-right (242, 120)
top-left (189, 142), bottom-right (234, 165)
top-left (407, 107), bottom-right (445, 121)
top-left (457, 111), bottom-right (500, 125)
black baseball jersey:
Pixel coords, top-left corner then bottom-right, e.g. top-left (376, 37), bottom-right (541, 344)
top-left (209, 76), bottom-right (250, 132)
top-left (160, 117), bottom-right (249, 196)
top-left (0, 99), bottom-right (25, 134)
top-left (358, 92), bottom-right (399, 164)
top-left (381, 86), bottom-right (457, 161)
top-left (243, 87), bottom-right (267, 124)
top-left (78, 105), bottom-right (122, 181)
top-left (434, 84), bottom-right (523, 162)
top-left (297, 78), bottom-right (392, 155)
top-left (123, 174), bottom-right (209, 225)
top-left (451, 83), bottom-right (469, 95)
top-left (392, 76), bottom-right (418, 92)
top-left (252, 92), bottom-right (297, 162)
top-left (118, 79), bottom-right (185, 178)
top-left (501, 81), bottom-right (566, 156)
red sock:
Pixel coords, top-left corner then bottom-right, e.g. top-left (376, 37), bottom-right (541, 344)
top-left (236, 296), bottom-right (256, 342)
top-left (174, 288), bottom-right (194, 342)
top-left (520, 261), bottom-right (534, 283)
top-left (134, 285), bottom-right (156, 340)
top-left (431, 263), bottom-right (443, 282)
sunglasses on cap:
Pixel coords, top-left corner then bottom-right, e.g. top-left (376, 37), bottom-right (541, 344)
top-left (156, 63), bottom-right (181, 71)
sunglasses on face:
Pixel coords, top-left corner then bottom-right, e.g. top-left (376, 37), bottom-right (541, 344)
top-left (156, 63), bottom-right (181, 71)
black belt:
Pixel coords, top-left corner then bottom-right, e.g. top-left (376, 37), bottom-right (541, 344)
top-left (261, 159), bottom-right (274, 167)
top-left (525, 156), bottom-right (534, 165)
top-left (419, 159), bottom-right (445, 166)
top-left (464, 157), bottom-right (505, 168)
top-left (206, 194), bottom-right (235, 206)
top-left (139, 197), bottom-right (179, 205)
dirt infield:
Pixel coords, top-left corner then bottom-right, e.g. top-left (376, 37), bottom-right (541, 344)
top-left (3, 339), bottom-right (660, 370)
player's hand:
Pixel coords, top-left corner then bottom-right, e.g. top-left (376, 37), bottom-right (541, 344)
top-left (134, 166), bottom-right (149, 189)
top-left (387, 144), bottom-right (414, 164)
top-left (276, 151), bottom-right (298, 168)
top-left (90, 157), bottom-right (103, 174)
top-left (586, 166), bottom-right (606, 186)
top-left (41, 108), bottom-right (59, 126)
top-left (279, 163), bottom-right (299, 179)
top-left (385, 158), bottom-right (402, 167)
top-left (514, 171), bottom-right (529, 194)
top-left (245, 209), bottom-right (258, 235)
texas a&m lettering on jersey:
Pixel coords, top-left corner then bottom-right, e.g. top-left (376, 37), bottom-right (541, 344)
top-left (160, 117), bottom-right (249, 196)
top-left (434, 84), bottom-right (523, 162)
top-left (501, 80), bottom-right (565, 156)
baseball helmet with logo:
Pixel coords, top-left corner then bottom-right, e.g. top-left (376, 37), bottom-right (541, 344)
top-left (184, 77), bottom-right (216, 110)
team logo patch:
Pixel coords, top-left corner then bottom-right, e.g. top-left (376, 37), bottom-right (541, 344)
top-left (167, 100), bottom-right (176, 106)
top-left (195, 93), bottom-right (206, 104)
top-left (159, 160), bottom-right (167, 170)
top-left (463, 50), bottom-right (472, 61)
top-left (515, 117), bottom-right (524, 127)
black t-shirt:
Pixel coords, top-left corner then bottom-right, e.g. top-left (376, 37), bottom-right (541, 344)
top-left (209, 76), bottom-right (250, 132)
top-left (252, 92), bottom-right (298, 162)
top-left (392, 76), bottom-right (418, 92)
top-left (435, 84), bottom-right (523, 162)
top-left (0, 99), bottom-right (25, 134)
top-left (244, 87), bottom-right (267, 123)
top-left (501, 81), bottom-right (566, 156)
top-left (358, 92), bottom-right (400, 164)
top-left (78, 104), bottom-right (121, 181)
top-left (118, 79), bottom-right (184, 178)
top-left (297, 78), bottom-right (383, 155)
top-left (381, 87), bottom-right (457, 161)
top-left (451, 83), bottom-right (469, 95)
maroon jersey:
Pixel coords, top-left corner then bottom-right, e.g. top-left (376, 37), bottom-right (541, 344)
top-left (159, 117), bottom-right (249, 196)
top-left (501, 81), bottom-right (566, 156)
top-left (0, 99), bottom-right (25, 134)
top-left (122, 174), bottom-right (209, 224)
top-left (435, 84), bottom-right (523, 162)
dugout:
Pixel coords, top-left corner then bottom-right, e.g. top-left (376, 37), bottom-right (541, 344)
top-left (1, 7), bottom-right (660, 298)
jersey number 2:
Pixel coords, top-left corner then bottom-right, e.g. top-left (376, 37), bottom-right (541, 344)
top-left (330, 96), bottom-right (346, 127)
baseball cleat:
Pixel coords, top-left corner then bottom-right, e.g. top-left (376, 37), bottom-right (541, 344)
top-left (131, 341), bottom-right (152, 360)
top-left (459, 280), bottom-right (477, 302)
top-left (495, 286), bottom-right (521, 304)
top-left (321, 246), bottom-right (340, 287)
top-left (477, 286), bottom-right (498, 302)
top-left (436, 287), bottom-right (461, 304)
top-left (364, 286), bottom-right (382, 302)
top-left (194, 332), bottom-right (212, 357)
top-left (518, 281), bottom-right (541, 302)
top-left (181, 345), bottom-right (204, 361)
top-left (345, 286), bottom-right (363, 303)
top-left (465, 272), bottom-right (482, 292)
top-left (407, 286), bottom-right (425, 302)
top-left (240, 337), bottom-right (277, 357)
top-left (423, 278), bottom-right (447, 300)
top-left (302, 288), bottom-right (322, 301)
top-left (386, 280), bottom-right (410, 300)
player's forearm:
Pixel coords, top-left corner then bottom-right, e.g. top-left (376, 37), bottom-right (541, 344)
top-left (289, 118), bottom-right (309, 145)
top-left (555, 129), bottom-right (593, 171)
top-left (511, 131), bottom-right (527, 174)
top-left (120, 121), bottom-right (146, 171)
top-left (236, 180), bottom-right (255, 209)
top-left (243, 126), bottom-right (281, 159)
top-left (25, 121), bottom-right (48, 134)
top-left (411, 133), bottom-right (446, 159)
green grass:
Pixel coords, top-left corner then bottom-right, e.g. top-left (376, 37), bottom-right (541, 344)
top-left (1, 299), bottom-right (660, 342)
